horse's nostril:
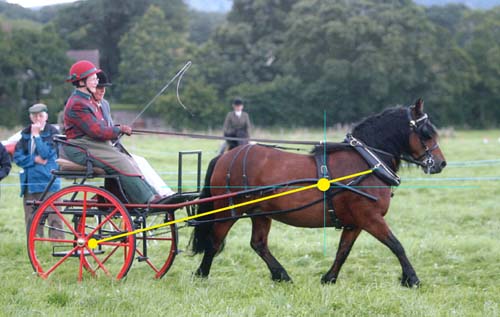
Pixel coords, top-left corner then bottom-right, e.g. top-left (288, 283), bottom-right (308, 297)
top-left (440, 161), bottom-right (447, 168)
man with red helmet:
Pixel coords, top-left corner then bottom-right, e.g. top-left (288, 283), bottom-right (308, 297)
top-left (62, 60), bottom-right (160, 204)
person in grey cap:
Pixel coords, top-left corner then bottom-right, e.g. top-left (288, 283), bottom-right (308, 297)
top-left (13, 103), bottom-right (64, 238)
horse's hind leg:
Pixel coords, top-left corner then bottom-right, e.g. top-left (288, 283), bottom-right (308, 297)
top-left (321, 227), bottom-right (361, 284)
top-left (195, 220), bottom-right (236, 278)
top-left (363, 218), bottom-right (420, 287)
top-left (250, 217), bottom-right (291, 282)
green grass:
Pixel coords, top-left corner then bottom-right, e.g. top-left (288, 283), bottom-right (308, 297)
top-left (0, 130), bottom-right (499, 316)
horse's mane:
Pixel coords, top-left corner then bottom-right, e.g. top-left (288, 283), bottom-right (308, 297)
top-left (351, 106), bottom-right (408, 147)
top-left (311, 106), bottom-right (410, 169)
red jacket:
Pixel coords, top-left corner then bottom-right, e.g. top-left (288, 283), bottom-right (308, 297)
top-left (64, 90), bottom-right (120, 141)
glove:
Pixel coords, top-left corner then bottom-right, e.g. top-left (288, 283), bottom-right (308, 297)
top-left (119, 125), bottom-right (132, 136)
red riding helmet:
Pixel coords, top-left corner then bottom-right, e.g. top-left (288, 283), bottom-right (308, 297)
top-left (66, 60), bottom-right (100, 83)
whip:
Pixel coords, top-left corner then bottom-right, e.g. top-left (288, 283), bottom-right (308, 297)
top-left (130, 61), bottom-right (193, 127)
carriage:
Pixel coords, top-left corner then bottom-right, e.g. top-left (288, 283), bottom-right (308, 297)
top-left (26, 100), bottom-right (446, 287)
top-left (26, 138), bottom-right (205, 280)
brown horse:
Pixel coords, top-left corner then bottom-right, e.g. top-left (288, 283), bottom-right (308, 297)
top-left (191, 99), bottom-right (446, 287)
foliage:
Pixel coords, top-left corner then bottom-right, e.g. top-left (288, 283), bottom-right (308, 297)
top-left (187, 10), bottom-right (226, 44)
top-left (2, 0), bottom-right (500, 128)
top-left (117, 5), bottom-right (190, 103)
top-left (154, 79), bottom-right (223, 129)
top-left (50, 0), bottom-right (187, 80)
top-left (0, 25), bottom-right (70, 127)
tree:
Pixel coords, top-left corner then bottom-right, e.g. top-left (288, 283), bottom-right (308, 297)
top-left (197, 0), bottom-right (300, 97)
top-left (188, 10), bottom-right (226, 44)
top-left (0, 25), bottom-right (70, 127)
top-left (278, 0), bottom-right (454, 124)
top-left (154, 79), bottom-right (222, 130)
top-left (117, 5), bottom-right (190, 104)
top-left (50, 0), bottom-right (188, 80)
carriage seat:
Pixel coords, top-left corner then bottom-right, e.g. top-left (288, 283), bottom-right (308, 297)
top-left (56, 158), bottom-right (106, 175)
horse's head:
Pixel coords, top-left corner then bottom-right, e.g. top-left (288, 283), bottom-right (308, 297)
top-left (403, 98), bottom-right (446, 174)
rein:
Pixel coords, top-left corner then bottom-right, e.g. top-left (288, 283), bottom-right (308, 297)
top-left (132, 129), bottom-right (323, 146)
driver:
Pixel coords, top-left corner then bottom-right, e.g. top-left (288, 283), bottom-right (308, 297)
top-left (62, 60), bottom-right (164, 204)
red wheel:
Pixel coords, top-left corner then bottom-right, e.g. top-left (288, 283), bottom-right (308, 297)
top-left (135, 211), bottom-right (177, 279)
top-left (27, 185), bottom-right (136, 281)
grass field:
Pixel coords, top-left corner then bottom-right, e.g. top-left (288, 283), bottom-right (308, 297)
top-left (0, 129), bottom-right (499, 316)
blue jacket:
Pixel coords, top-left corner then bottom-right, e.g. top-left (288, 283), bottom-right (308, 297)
top-left (13, 124), bottom-right (61, 196)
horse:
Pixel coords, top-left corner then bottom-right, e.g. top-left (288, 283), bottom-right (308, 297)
top-left (191, 99), bottom-right (446, 287)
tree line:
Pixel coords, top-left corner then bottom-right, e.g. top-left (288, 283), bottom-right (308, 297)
top-left (0, 0), bottom-right (499, 129)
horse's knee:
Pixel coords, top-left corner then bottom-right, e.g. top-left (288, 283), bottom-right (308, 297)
top-left (250, 240), bottom-right (266, 255)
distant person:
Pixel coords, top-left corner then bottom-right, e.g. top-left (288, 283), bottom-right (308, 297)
top-left (13, 103), bottom-right (64, 238)
top-left (0, 142), bottom-right (11, 181)
top-left (220, 98), bottom-right (252, 153)
top-left (93, 70), bottom-right (174, 196)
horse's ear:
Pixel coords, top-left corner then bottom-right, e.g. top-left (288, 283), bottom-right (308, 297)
top-left (414, 98), bottom-right (424, 115)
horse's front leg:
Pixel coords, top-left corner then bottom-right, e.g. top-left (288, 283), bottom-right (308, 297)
top-left (195, 220), bottom-right (236, 278)
top-left (383, 231), bottom-right (420, 287)
top-left (251, 216), bottom-right (291, 282)
top-left (322, 227), bottom-right (361, 284)
top-left (364, 218), bottom-right (420, 287)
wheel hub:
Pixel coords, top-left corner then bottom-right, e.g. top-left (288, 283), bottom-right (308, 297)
top-left (76, 238), bottom-right (86, 247)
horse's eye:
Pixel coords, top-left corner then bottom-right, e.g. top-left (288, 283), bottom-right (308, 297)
top-left (418, 125), bottom-right (433, 140)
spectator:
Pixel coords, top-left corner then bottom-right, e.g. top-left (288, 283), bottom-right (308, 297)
top-left (220, 98), bottom-right (252, 153)
top-left (13, 103), bottom-right (64, 238)
top-left (0, 143), bottom-right (11, 182)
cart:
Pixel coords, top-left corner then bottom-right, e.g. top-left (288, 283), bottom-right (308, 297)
top-left (26, 140), bottom-right (203, 281)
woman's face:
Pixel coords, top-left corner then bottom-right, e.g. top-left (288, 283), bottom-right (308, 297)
top-left (85, 73), bottom-right (99, 93)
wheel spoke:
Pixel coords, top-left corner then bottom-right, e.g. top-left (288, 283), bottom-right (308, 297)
top-left (42, 245), bottom-right (79, 277)
top-left (87, 207), bottom-right (119, 238)
top-left (135, 248), bottom-right (160, 273)
top-left (33, 237), bottom-right (75, 244)
top-left (49, 202), bottom-right (79, 236)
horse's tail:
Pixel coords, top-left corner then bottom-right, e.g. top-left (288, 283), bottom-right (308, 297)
top-left (190, 155), bottom-right (221, 254)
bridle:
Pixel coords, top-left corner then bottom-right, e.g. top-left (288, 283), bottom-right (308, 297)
top-left (402, 106), bottom-right (440, 173)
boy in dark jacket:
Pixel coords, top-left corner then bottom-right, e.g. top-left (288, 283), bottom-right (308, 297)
top-left (14, 103), bottom-right (64, 238)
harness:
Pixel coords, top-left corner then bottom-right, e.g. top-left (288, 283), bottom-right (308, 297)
top-left (225, 144), bottom-right (255, 216)
top-left (313, 149), bottom-right (342, 228)
top-left (217, 106), bottom-right (440, 229)
top-left (344, 134), bottom-right (401, 186)
top-left (223, 142), bottom-right (382, 230)
top-left (401, 107), bottom-right (441, 173)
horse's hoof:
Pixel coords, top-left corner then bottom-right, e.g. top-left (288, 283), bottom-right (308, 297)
top-left (271, 269), bottom-right (292, 282)
top-left (321, 275), bottom-right (337, 284)
top-left (401, 275), bottom-right (420, 288)
top-left (193, 268), bottom-right (208, 278)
